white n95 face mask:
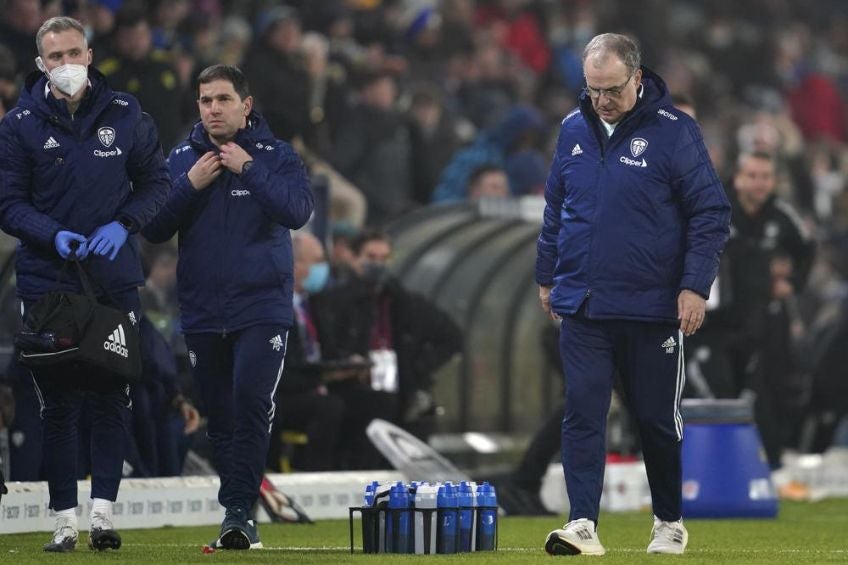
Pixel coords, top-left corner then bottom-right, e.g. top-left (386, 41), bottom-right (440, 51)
top-left (35, 56), bottom-right (88, 97)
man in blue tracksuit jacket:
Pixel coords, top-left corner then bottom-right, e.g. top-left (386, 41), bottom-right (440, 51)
top-left (0, 17), bottom-right (169, 552)
top-left (143, 64), bottom-right (313, 550)
top-left (536, 34), bottom-right (730, 556)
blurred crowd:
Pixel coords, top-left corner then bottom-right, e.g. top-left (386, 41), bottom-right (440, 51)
top-left (1, 0), bottom-right (848, 479)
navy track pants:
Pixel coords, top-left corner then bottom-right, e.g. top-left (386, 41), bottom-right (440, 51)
top-left (25, 291), bottom-right (139, 511)
top-left (559, 311), bottom-right (685, 523)
top-left (185, 325), bottom-right (288, 511)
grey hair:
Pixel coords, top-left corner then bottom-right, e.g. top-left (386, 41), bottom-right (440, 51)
top-left (36, 16), bottom-right (87, 56)
top-left (582, 33), bottom-right (641, 75)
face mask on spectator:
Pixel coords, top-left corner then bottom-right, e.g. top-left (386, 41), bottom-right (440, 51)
top-left (361, 261), bottom-right (390, 288)
top-left (303, 261), bottom-right (329, 294)
top-left (35, 57), bottom-right (88, 97)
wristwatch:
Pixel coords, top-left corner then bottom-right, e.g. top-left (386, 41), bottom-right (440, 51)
top-left (241, 160), bottom-right (254, 174)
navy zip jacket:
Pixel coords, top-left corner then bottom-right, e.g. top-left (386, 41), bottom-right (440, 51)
top-left (536, 67), bottom-right (731, 323)
top-left (0, 68), bottom-right (170, 299)
top-left (142, 113), bottom-right (313, 333)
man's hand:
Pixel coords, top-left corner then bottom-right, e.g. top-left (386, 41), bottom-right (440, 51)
top-left (218, 142), bottom-right (253, 174)
top-left (54, 231), bottom-right (89, 260)
top-left (539, 285), bottom-right (561, 321)
top-left (678, 289), bottom-right (706, 336)
top-left (88, 221), bottom-right (128, 261)
top-left (187, 151), bottom-right (222, 190)
top-left (772, 278), bottom-right (795, 300)
top-left (180, 401), bottom-right (201, 435)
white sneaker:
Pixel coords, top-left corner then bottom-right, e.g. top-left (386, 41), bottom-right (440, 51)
top-left (544, 518), bottom-right (606, 556)
top-left (646, 516), bottom-right (688, 554)
top-left (43, 516), bottom-right (78, 552)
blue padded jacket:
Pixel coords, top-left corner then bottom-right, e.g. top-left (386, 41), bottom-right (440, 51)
top-left (142, 113), bottom-right (313, 333)
top-left (0, 69), bottom-right (169, 299)
top-left (536, 68), bottom-right (730, 323)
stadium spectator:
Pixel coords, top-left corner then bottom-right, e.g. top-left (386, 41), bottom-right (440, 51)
top-left (332, 71), bottom-right (414, 226)
top-left (0, 0), bottom-right (41, 79)
top-left (725, 151), bottom-right (815, 468)
top-left (291, 137), bottom-right (368, 230)
top-left (432, 104), bottom-right (545, 203)
top-left (241, 5), bottom-right (310, 142)
top-left (97, 6), bottom-right (186, 150)
top-left (467, 164), bottom-right (510, 200)
top-left (407, 82), bottom-right (465, 204)
top-left (475, 0), bottom-right (551, 76)
top-left (299, 31), bottom-right (349, 158)
top-left (139, 246), bottom-right (179, 339)
top-left (314, 230), bottom-right (462, 467)
top-left (216, 15), bottom-right (252, 68)
top-left (0, 45), bottom-right (19, 119)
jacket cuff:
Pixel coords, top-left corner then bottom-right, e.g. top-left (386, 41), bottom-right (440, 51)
top-left (175, 172), bottom-right (202, 202)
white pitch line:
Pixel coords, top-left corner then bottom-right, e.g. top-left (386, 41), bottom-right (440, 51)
top-left (122, 544), bottom-right (848, 554)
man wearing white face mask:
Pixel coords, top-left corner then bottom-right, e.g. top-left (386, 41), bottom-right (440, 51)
top-left (0, 16), bottom-right (169, 553)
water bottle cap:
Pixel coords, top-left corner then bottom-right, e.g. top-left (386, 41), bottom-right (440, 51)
top-left (390, 482), bottom-right (410, 508)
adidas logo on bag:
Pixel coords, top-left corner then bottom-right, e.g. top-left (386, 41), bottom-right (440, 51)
top-left (104, 324), bottom-right (129, 358)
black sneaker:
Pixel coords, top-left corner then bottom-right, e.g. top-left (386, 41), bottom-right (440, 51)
top-left (88, 513), bottom-right (122, 551)
top-left (219, 507), bottom-right (263, 550)
top-left (43, 518), bottom-right (78, 552)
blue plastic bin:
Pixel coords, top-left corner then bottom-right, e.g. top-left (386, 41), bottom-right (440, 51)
top-left (681, 399), bottom-right (778, 518)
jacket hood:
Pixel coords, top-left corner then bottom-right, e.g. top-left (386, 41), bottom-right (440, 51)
top-left (486, 104), bottom-right (546, 151)
top-left (578, 65), bottom-right (672, 124)
top-left (19, 66), bottom-right (116, 134)
top-left (187, 110), bottom-right (276, 152)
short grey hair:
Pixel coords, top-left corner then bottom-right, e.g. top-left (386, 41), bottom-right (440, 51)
top-left (582, 33), bottom-right (641, 75)
top-left (36, 16), bottom-right (87, 56)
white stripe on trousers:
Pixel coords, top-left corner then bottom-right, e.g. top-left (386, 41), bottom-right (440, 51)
top-left (267, 331), bottom-right (288, 433)
top-left (674, 329), bottom-right (686, 440)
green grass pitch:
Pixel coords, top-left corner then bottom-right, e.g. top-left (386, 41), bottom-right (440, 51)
top-left (1, 499), bottom-right (846, 563)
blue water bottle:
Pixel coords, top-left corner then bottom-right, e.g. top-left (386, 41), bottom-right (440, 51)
top-left (475, 482), bottom-right (497, 551)
top-left (387, 482), bottom-right (412, 553)
top-left (437, 482), bottom-right (458, 554)
top-left (364, 480), bottom-right (380, 506)
top-left (458, 481), bottom-right (476, 552)
top-left (361, 481), bottom-right (381, 553)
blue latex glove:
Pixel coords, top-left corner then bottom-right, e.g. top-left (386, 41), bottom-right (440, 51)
top-left (88, 221), bottom-right (128, 261)
top-left (54, 230), bottom-right (89, 260)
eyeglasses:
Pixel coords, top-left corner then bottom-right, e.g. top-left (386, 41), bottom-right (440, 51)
top-left (584, 74), bottom-right (633, 100)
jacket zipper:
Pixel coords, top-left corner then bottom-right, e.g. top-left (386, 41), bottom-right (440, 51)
top-left (220, 170), bottom-right (230, 337)
top-left (580, 106), bottom-right (644, 316)
top-left (582, 118), bottom-right (610, 316)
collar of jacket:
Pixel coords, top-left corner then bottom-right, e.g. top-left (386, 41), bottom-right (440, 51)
top-left (20, 66), bottom-right (116, 134)
top-left (188, 110), bottom-right (276, 153)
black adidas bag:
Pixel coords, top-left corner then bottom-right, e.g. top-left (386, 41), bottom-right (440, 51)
top-left (15, 257), bottom-right (141, 383)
